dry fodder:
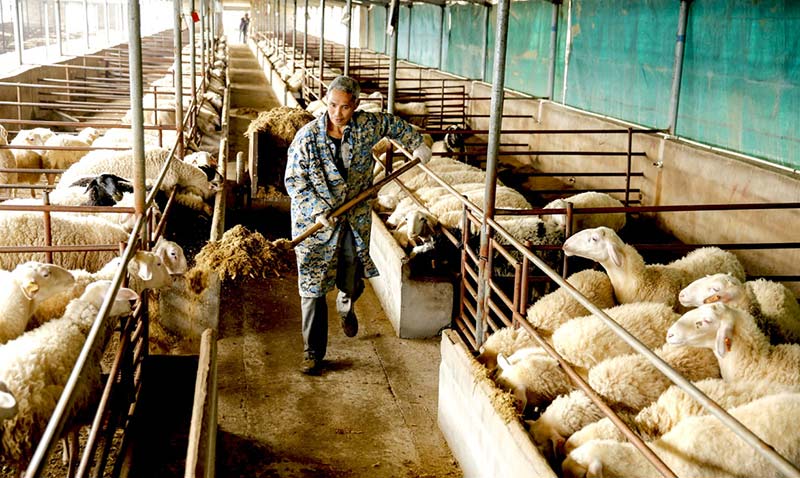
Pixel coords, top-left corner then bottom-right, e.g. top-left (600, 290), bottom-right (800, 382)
top-left (470, 355), bottom-right (519, 424)
top-left (244, 106), bottom-right (314, 146)
top-left (190, 225), bottom-right (293, 282)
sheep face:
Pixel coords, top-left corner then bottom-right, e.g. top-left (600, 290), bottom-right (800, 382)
top-left (562, 226), bottom-right (623, 267)
top-left (667, 303), bottom-right (734, 358)
top-left (678, 273), bottom-right (743, 307)
top-left (82, 280), bottom-right (138, 317)
top-left (128, 251), bottom-right (172, 289)
top-left (13, 262), bottom-right (76, 306)
top-left (155, 238), bottom-right (188, 275)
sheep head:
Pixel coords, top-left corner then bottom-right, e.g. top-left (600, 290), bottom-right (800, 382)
top-left (666, 302), bottom-right (737, 358)
top-left (678, 273), bottom-right (744, 307)
top-left (12, 262), bottom-right (75, 306)
top-left (81, 280), bottom-right (138, 317)
top-left (562, 226), bottom-right (624, 267)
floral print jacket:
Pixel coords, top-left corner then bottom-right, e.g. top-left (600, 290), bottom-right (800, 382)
top-left (285, 110), bottom-right (423, 298)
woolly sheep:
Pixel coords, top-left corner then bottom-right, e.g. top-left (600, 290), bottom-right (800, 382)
top-left (0, 211), bottom-right (129, 273)
top-left (527, 390), bottom-right (608, 462)
top-left (494, 348), bottom-right (572, 412)
top-left (666, 302), bottom-right (800, 386)
top-left (0, 281), bottom-right (137, 467)
top-left (154, 237), bottom-right (188, 275)
top-left (476, 326), bottom-right (538, 371)
top-left (58, 146), bottom-right (218, 200)
top-left (562, 392), bottom-right (800, 478)
top-left (679, 273), bottom-right (800, 344)
top-left (526, 269), bottom-right (616, 334)
top-left (41, 127), bottom-right (101, 185)
top-left (0, 381), bottom-right (15, 421)
top-left (9, 129), bottom-right (47, 195)
top-left (0, 125), bottom-right (17, 190)
top-left (0, 262), bottom-right (75, 344)
top-left (542, 191), bottom-right (626, 233)
top-left (563, 226), bottom-right (746, 309)
top-left (587, 343), bottom-right (720, 411)
top-left (552, 302), bottom-right (679, 369)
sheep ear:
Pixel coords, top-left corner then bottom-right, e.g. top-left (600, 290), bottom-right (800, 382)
top-left (714, 317), bottom-right (734, 358)
top-left (497, 353), bottom-right (511, 372)
top-left (20, 280), bottom-right (39, 299)
top-left (114, 286), bottom-right (139, 302)
top-left (70, 176), bottom-right (94, 187)
top-left (0, 387), bottom-right (18, 421)
top-left (606, 240), bottom-right (622, 267)
top-left (587, 458), bottom-right (605, 478)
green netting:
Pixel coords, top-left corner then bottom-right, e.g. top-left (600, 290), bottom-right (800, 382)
top-left (485, 0), bottom-right (556, 97)
top-left (677, 1), bottom-right (800, 168)
top-left (563, 0), bottom-right (675, 128)
top-left (399, 5), bottom-right (411, 59)
top-left (368, 6), bottom-right (387, 53)
top-left (408, 3), bottom-right (444, 68)
top-left (442, 3), bottom-right (487, 79)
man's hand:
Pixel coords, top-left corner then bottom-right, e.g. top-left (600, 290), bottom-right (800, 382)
top-left (315, 214), bottom-right (337, 229)
top-left (412, 143), bottom-right (432, 165)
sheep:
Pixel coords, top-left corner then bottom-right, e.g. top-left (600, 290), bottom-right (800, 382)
top-left (666, 302), bottom-right (800, 386)
top-left (0, 124), bottom-right (17, 191)
top-left (0, 211), bottom-right (130, 272)
top-left (587, 343), bottom-right (720, 411)
top-left (154, 237), bottom-right (188, 275)
top-left (3, 173), bottom-right (133, 208)
top-left (679, 273), bottom-right (800, 344)
top-left (390, 209), bottom-right (438, 248)
top-left (526, 269), bottom-right (616, 334)
top-left (9, 129), bottom-right (47, 196)
top-left (0, 381), bottom-right (15, 421)
top-left (476, 326), bottom-right (538, 371)
top-left (0, 281), bottom-right (137, 468)
top-left (494, 348), bottom-right (573, 412)
top-left (58, 146), bottom-right (218, 201)
top-left (562, 392), bottom-right (800, 478)
top-left (0, 262), bottom-right (75, 344)
top-left (562, 226), bottom-right (746, 309)
top-left (41, 127), bottom-right (101, 185)
top-left (542, 191), bottom-right (626, 233)
top-left (552, 302), bottom-right (679, 369)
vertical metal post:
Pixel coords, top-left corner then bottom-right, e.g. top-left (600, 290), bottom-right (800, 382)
top-left (190, 0), bottom-right (197, 98)
top-left (0, 1), bottom-right (5, 52)
top-left (438, 5), bottom-right (445, 70)
top-left (561, 0), bottom-right (572, 104)
top-left (318, 0), bottom-right (325, 99)
top-left (546, 1), bottom-right (559, 100)
top-left (283, 0), bottom-right (288, 53)
top-left (55, 0), bottom-right (62, 56)
top-left (406, 4), bottom-right (411, 62)
top-left (105, 0), bottom-right (110, 44)
top-left (12, 0), bottom-right (23, 64)
top-left (668, 0), bottom-right (690, 135)
top-left (292, 0), bottom-right (297, 67)
top-left (387, 0), bottom-right (399, 114)
top-left (303, 0), bottom-right (308, 76)
top-left (44, 0), bottom-right (50, 51)
top-left (474, 0), bottom-right (510, 348)
top-left (84, 0), bottom-right (90, 50)
top-left (200, 0), bottom-right (206, 77)
top-left (480, 4), bottom-right (489, 81)
top-left (344, 0), bottom-right (352, 76)
top-left (174, 0), bottom-right (184, 159)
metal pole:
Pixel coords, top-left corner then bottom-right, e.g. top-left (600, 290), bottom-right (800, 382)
top-left (387, 0), bottom-right (399, 114)
top-left (174, 0), bottom-right (184, 160)
top-left (55, 0), bottom-right (62, 56)
top-left (406, 4), bottom-right (411, 61)
top-left (480, 4), bottom-right (489, 80)
top-left (12, 0), bottom-right (23, 64)
top-left (546, 1), bottom-right (559, 100)
top-left (318, 0), bottom-right (325, 99)
top-left (283, 0), bottom-right (288, 54)
top-left (292, 0), bottom-right (297, 68)
top-left (200, 0), bottom-right (206, 76)
top-left (190, 0), bottom-right (197, 98)
top-left (344, 0), bottom-right (352, 76)
top-left (84, 0), bottom-right (90, 50)
top-left (105, 0), bottom-right (110, 44)
top-left (667, 0), bottom-right (690, 135)
top-left (473, 0), bottom-right (510, 348)
top-left (438, 5), bottom-right (445, 70)
top-left (44, 0), bottom-right (50, 51)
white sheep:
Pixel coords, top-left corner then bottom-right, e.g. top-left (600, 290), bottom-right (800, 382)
top-left (587, 343), bottom-right (720, 411)
top-left (0, 262), bottom-right (75, 344)
top-left (679, 273), bottom-right (800, 344)
top-left (0, 381), bottom-right (15, 421)
top-left (41, 127), bottom-right (101, 186)
top-left (154, 237), bottom-right (188, 275)
top-left (666, 302), bottom-right (800, 386)
top-left (494, 348), bottom-right (573, 412)
top-left (58, 146), bottom-right (217, 200)
top-left (0, 124), bottom-right (18, 191)
top-left (562, 226), bottom-right (746, 309)
top-left (542, 191), bottom-right (626, 233)
top-left (0, 281), bottom-right (137, 468)
top-left (0, 211), bottom-right (130, 273)
top-left (476, 326), bottom-right (538, 371)
top-left (9, 129), bottom-right (47, 196)
top-left (562, 392), bottom-right (800, 478)
top-left (552, 302), bottom-right (679, 369)
top-left (526, 269), bottom-right (616, 334)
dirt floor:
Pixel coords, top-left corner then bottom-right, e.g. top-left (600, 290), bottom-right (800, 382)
top-left (212, 44), bottom-right (461, 478)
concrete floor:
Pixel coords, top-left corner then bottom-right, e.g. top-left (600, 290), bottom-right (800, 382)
top-left (213, 45), bottom-right (461, 477)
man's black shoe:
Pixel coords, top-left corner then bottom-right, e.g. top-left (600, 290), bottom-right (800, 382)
top-left (300, 357), bottom-right (324, 375)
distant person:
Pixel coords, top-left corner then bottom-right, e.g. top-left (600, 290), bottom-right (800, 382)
top-left (239, 13), bottom-right (250, 43)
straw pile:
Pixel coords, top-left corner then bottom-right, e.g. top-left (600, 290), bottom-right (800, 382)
top-left (189, 225), bottom-right (293, 285)
top-left (244, 106), bottom-right (314, 146)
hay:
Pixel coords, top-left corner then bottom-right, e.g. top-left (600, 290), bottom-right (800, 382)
top-left (191, 225), bottom-right (293, 282)
top-left (244, 106), bottom-right (314, 146)
top-left (470, 354), bottom-right (520, 424)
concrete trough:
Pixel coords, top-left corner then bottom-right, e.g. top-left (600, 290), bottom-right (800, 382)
top-left (369, 211), bottom-right (454, 338)
top-left (438, 330), bottom-right (557, 478)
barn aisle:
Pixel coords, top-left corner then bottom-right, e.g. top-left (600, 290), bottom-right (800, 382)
top-left (213, 44), bottom-right (461, 477)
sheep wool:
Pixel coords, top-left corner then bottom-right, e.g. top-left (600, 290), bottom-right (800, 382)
top-left (526, 269), bottom-right (616, 334)
top-left (476, 326), bottom-right (538, 371)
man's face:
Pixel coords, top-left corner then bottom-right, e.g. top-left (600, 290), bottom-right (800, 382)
top-left (327, 89), bottom-right (358, 129)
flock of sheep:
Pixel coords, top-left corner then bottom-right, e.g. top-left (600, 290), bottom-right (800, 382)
top-left (474, 225), bottom-right (800, 477)
top-left (0, 36), bottom-right (228, 474)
